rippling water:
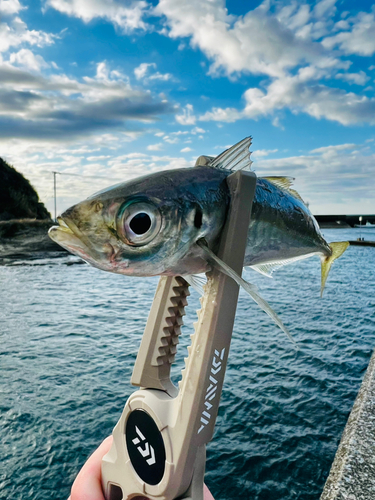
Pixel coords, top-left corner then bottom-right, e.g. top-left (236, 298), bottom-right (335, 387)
top-left (1, 228), bottom-right (375, 500)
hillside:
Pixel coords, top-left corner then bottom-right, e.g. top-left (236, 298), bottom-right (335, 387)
top-left (0, 158), bottom-right (51, 221)
top-left (0, 159), bottom-right (68, 263)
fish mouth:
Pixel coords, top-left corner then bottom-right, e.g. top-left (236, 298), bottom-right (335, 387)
top-left (48, 216), bottom-right (100, 261)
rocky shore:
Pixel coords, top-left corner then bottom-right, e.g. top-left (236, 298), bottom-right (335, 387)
top-left (0, 219), bottom-right (69, 265)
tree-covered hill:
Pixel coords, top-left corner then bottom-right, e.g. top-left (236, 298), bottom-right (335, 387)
top-left (0, 158), bottom-right (51, 221)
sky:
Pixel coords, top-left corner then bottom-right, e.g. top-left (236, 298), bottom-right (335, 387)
top-left (1, 0), bottom-right (375, 216)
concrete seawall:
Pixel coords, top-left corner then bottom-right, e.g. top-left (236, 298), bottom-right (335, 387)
top-left (320, 349), bottom-right (375, 500)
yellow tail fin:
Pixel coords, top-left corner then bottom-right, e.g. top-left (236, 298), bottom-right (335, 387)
top-left (321, 241), bottom-right (349, 297)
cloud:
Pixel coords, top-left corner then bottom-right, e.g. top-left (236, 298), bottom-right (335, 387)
top-left (200, 69), bottom-right (375, 126)
top-left (322, 10), bottom-right (375, 56)
top-left (310, 143), bottom-right (357, 155)
top-left (252, 149), bottom-right (278, 158)
top-left (163, 135), bottom-right (178, 144)
top-left (180, 147), bottom-right (192, 152)
top-left (191, 126), bottom-right (205, 134)
top-left (147, 143), bottom-right (163, 151)
top-left (335, 71), bottom-right (369, 85)
top-left (44, 0), bottom-right (150, 33)
top-left (156, 0), bottom-right (375, 126)
top-left (0, 16), bottom-right (57, 53)
top-left (134, 62), bottom-right (155, 80)
top-left (134, 62), bottom-right (172, 82)
top-left (155, 0), bottom-right (333, 78)
top-left (0, 59), bottom-right (173, 141)
top-left (0, 0), bottom-right (24, 15)
top-left (175, 104), bottom-right (196, 125)
top-left (9, 48), bottom-right (50, 72)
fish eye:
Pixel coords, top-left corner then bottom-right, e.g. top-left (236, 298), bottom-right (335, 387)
top-left (117, 201), bottom-right (161, 246)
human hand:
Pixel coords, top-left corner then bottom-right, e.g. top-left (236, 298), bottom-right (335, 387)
top-left (68, 436), bottom-right (215, 500)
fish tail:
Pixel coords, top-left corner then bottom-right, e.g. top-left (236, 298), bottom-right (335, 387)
top-left (320, 241), bottom-right (350, 297)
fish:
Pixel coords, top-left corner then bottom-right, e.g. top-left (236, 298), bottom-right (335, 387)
top-left (49, 137), bottom-right (349, 344)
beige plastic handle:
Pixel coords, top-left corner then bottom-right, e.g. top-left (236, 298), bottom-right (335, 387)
top-left (102, 170), bottom-right (257, 500)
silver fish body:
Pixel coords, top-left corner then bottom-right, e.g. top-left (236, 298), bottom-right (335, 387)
top-left (49, 165), bottom-right (332, 278)
top-left (245, 177), bottom-right (331, 268)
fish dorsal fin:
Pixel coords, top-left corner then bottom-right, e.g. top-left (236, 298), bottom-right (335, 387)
top-left (209, 137), bottom-right (253, 171)
top-left (195, 155), bottom-right (214, 167)
top-left (262, 176), bottom-right (305, 203)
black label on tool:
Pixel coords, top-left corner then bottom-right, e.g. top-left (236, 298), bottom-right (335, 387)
top-left (125, 409), bottom-right (166, 485)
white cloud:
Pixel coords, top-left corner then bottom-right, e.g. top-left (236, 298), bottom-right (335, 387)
top-left (155, 0), bottom-right (332, 78)
top-left (9, 48), bottom-right (49, 72)
top-left (180, 147), bottom-right (192, 152)
top-left (134, 62), bottom-right (155, 80)
top-left (322, 10), bottom-right (375, 56)
top-left (175, 103), bottom-right (196, 125)
top-left (200, 68), bottom-right (375, 126)
top-left (199, 106), bottom-right (241, 123)
top-left (44, 0), bottom-right (149, 33)
top-left (156, 1), bottom-right (375, 126)
top-left (252, 149), bottom-right (278, 158)
top-left (148, 71), bottom-right (172, 81)
top-left (191, 126), bottom-right (205, 134)
top-left (0, 0), bottom-right (24, 15)
top-left (335, 71), bottom-right (369, 85)
top-left (147, 143), bottom-right (163, 151)
top-left (0, 16), bottom-right (56, 53)
top-left (163, 135), bottom-right (178, 144)
top-left (171, 130), bottom-right (188, 135)
top-left (134, 61), bottom-right (172, 82)
top-left (310, 143), bottom-right (357, 155)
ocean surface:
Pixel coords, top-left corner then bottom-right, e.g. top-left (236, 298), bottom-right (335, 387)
top-left (1, 228), bottom-right (375, 500)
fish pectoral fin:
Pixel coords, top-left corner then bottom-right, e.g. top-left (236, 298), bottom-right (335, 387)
top-left (196, 240), bottom-right (297, 347)
top-left (209, 136), bottom-right (253, 172)
top-left (183, 273), bottom-right (207, 295)
top-left (321, 241), bottom-right (350, 297)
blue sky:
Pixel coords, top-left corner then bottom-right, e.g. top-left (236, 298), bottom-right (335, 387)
top-left (1, 0), bottom-right (375, 215)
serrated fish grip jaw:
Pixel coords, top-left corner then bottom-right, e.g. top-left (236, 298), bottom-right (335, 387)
top-left (131, 276), bottom-right (190, 395)
top-left (153, 282), bottom-right (189, 367)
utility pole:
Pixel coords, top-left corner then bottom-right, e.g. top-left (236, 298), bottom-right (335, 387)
top-left (53, 171), bottom-right (58, 221)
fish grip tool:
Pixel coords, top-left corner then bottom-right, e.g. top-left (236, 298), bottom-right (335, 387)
top-left (102, 170), bottom-right (257, 500)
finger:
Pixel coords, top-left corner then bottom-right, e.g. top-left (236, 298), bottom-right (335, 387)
top-left (204, 484), bottom-right (215, 500)
top-left (70, 436), bottom-right (113, 500)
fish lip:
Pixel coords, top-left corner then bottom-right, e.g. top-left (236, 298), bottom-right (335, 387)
top-left (58, 216), bottom-right (104, 261)
top-left (49, 215), bottom-right (100, 261)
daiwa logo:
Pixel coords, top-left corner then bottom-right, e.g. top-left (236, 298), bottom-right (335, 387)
top-left (198, 348), bottom-right (225, 434)
top-left (132, 426), bottom-right (156, 465)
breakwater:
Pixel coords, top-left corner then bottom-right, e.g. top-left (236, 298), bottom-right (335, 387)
top-left (315, 214), bottom-right (375, 228)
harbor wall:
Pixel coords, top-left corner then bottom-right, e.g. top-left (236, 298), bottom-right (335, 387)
top-left (320, 348), bottom-right (375, 500)
top-left (315, 215), bottom-right (375, 228)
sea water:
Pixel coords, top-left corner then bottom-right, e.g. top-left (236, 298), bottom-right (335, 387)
top-left (1, 228), bottom-right (375, 500)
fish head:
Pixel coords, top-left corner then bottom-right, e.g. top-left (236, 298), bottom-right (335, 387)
top-left (48, 167), bottom-right (229, 276)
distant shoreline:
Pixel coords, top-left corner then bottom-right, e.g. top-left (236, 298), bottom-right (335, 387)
top-left (315, 214), bottom-right (375, 228)
top-left (0, 219), bottom-right (68, 264)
